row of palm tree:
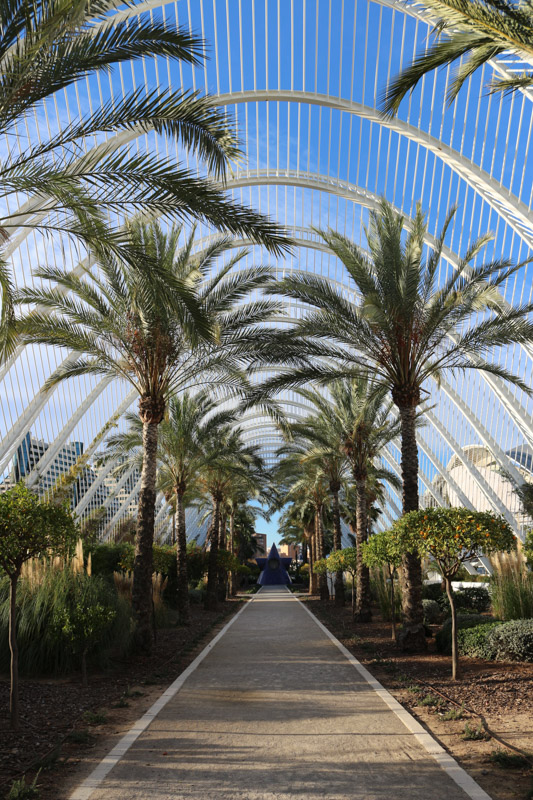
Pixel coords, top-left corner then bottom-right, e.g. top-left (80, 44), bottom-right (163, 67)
top-left (254, 200), bottom-right (532, 648)
top-left (3, 0), bottom-right (532, 657)
top-left (273, 377), bottom-right (401, 620)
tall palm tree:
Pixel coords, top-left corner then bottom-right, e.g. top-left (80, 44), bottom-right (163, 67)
top-left (18, 222), bottom-right (282, 650)
top-left (382, 0), bottom-right (533, 115)
top-left (261, 198), bottom-right (533, 649)
top-left (197, 425), bottom-right (265, 610)
top-left (326, 379), bottom-right (401, 622)
top-left (273, 453), bottom-right (331, 600)
top-left (281, 391), bottom-right (349, 605)
top-left (0, 0), bottom-right (289, 366)
top-left (104, 391), bottom-right (235, 623)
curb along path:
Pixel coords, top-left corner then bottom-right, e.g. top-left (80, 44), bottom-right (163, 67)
top-left (71, 587), bottom-right (491, 800)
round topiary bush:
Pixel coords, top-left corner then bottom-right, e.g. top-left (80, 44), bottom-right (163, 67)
top-left (422, 598), bottom-right (442, 625)
top-left (458, 622), bottom-right (503, 659)
top-left (485, 619), bottom-right (533, 662)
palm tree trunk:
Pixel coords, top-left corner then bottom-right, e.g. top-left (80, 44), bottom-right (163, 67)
top-left (217, 512), bottom-right (227, 599)
top-left (302, 540), bottom-right (308, 564)
top-left (9, 573), bottom-right (19, 732)
top-left (175, 488), bottom-right (190, 624)
top-left (228, 509), bottom-right (236, 596)
top-left (397, 402), bottom-right (426, 652)
top-left (205, 497), bottom-right (220, 611)
top-left (171, 511), bottom-right (176, 545)
top-left (316, 512), bottom-right (329, 601)
top-left (132, 415), bottom-right (159, 654)
top-left (307, 526), bottom-right (317, 594)
top-left (331, 489), bottom-right (345, 606)
top-left (355, 478), bottom-right (372, 622)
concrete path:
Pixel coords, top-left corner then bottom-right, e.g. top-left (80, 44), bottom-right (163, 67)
top-left (75, 588), bottom-right (489, 800)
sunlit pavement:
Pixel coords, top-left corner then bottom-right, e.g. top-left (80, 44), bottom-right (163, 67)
top-left (76, 587), bottom-right (487, 800)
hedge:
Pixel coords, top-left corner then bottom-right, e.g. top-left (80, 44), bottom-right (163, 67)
top-left (436, 614), bottom-right (495, 654)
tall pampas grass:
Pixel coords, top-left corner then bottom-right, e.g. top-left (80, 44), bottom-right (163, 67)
top-left (490, 546), bottom-right (533, 620)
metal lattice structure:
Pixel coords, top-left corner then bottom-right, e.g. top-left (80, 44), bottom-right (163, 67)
top-left (1, 0), bottom-right (532, 542)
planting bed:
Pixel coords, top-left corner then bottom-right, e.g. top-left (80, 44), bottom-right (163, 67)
top-left (0, 599), bottom-right (242, 799)
top-left (305, 596), bottom-right (533, 800)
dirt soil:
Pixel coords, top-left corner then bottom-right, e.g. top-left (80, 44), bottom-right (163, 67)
top-left (304, 595), bottom-right (533, 800)
top-left (0, 599), bottom-right (243, 800)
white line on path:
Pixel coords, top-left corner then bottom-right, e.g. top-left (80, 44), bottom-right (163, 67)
top-left (69, 597), bottom-right (254, 800)
top-left (297, 595), bottom-right (493, 800)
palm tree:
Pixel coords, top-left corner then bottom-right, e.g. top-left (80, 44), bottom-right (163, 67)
top-left (18, 222), bottom-right (282, 650)
top-left (281, 391), bottom-right (349, 606)
top-left (104, 391), bottom-right (234, 623)
top-left (261, 198), bottom-right (533, 649)
top-left (382, 0), bottom-right (533, 115)
top-left (196, 425), bottom-right (265, 610)
top-left (273, 453), bottom-right (331, 600)
top-left (325, 379), bottom-right (401, 622)
top-left (0, 0), bottom-right (290, 367)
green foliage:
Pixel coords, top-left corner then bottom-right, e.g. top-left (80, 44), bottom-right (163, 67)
top-left (53, 588), bottom-right (116, 661)
top-left (362, 529), bottom-right (403, 570)
top-left (418, 693), bottom-right (444, 708)
top-left (83, 711), bottom-right (108, 725)
top-left (422, 598), bottom-right (442, 625)
top-left (436, 614), bottom-right (495, 654)
top-left (87, 544), bottom-right (132, 576)
top-left (392, 508), bottom-right (515, 577)
top-left (0, 484), bottom-right (78, 577)
top-left (490, 563), bottom-right (533, 620)
top-left (525, 531), bottom-right (533, 570)
top-left (457, 623), bottom-right (503, 659)
top-left (456, 586), bottom-right (491, 612)
top-left (117, 544), bottom-right (177, 577)
top-left (422, 583), bottom-right (444, 602)
top-left (0, 571), bottom-right (131, 675)
top-left (489, 749), bottom-right (532, 769)
top-left (462, 722), bottom-right (489, 741)
top-left (371, 570), bottom-right (402, 621)
top-left (312, 558), bottom-right (329, 575)
top-left (6, 772), bottom-right (40, 800)
top-left (326, 547), bottom-right (358, 576)
top-left (485, 619), bottom-right (533, 663)
top-left (442, 705), bottom-right (465, 721)
top-left (437, 585), bottom-right (492, 617)
top-left (187, 545), bottom-right (209, 585)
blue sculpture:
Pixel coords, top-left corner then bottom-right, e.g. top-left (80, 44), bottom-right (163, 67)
top-left (256, 543), bottom-right (292, 586)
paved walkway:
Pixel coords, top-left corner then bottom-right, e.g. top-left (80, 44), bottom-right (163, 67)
top-left (74, 587), bottom-right (489, 800)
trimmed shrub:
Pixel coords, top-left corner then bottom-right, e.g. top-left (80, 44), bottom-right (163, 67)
top-left (422, 598), bottom-right (442, 625)
top-left (422, 583), bottom-right (444, 602)
top-left (436, 614), bottom-right (494, 654)
top-left (87, 543), bottom-right (132, 575)
top-left (485, 619), bottom-right (533, 662)
top-left (456, 586), bottom-right (491, 612)
top-left (458, 622), bottom-right (502, 659)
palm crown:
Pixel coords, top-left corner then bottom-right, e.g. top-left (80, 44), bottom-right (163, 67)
top-left (382, 0), bottom-right (533, 115)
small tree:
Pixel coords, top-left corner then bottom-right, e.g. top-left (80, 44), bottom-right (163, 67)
top-left (53, 574), bottom-right (116, 687)
top-left (325, 548), bottom-right (358, 615)
top-left (393, 508), bottom-right (515, 679)
top-left (362, 530), bottom-right (403, 640)
top-left (0, 484), bottom-right (77, 730)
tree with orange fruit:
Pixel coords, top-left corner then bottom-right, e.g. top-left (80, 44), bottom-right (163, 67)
top-left (392, 508), bottom-right (515, 679)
